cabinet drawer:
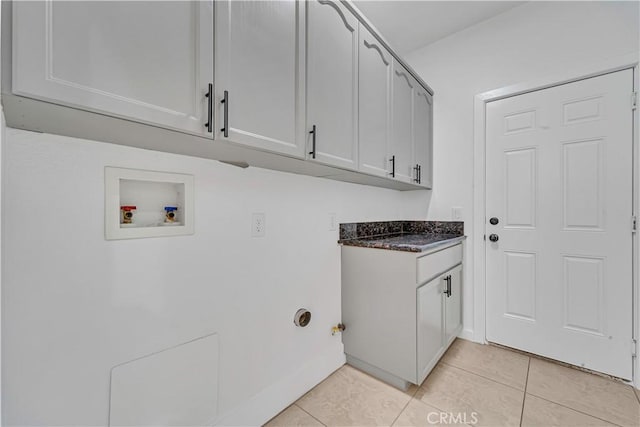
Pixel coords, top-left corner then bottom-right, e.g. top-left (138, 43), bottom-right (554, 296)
top-left (416, 244), bottom-right (462, 285)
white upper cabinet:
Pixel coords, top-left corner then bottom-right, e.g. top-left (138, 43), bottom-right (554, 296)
top-left (306, 0), bottom-right (358, 170)
top-left (413, 85), bottom-right (433, 188)
top-left (7, 0), bottom-right (433, 190)
top-left (390, 60), bottom-right (415, 183)
top-left (357, 24), bottom-right (391, 178)
top-left (215, 0), bottom-right (306, 157)
top-left (12, 1), bottom-right (214, 137)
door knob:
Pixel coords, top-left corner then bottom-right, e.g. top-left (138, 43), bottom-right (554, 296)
top-left (489, 217), bottom-right (499, 225)
top-left (489, 234), bottom-right (499, 242)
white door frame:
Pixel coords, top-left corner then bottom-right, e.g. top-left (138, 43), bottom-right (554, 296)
top-left (472, 52), bottom-right (640, 385)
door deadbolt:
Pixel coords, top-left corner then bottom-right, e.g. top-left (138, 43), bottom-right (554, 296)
top-left (489, 217), bottom-right (499, 225)
top-left (489, 234), bottom-right (499, 242)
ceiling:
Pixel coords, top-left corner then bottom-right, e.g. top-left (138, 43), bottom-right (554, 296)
top-left (352, 1), bottom-right (526, 54)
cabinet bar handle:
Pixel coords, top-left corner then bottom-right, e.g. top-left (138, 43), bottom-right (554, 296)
top-left (418, 164), bottom-right (422, 184)
top-left (220, 90), bottom-right (229, 137)
top-left (204, 83), bottom-right (213, 133)
top-left (413, 164), bottom-right (420, 183)
top-left (390, 155), bottom-right (395, 178)
top-left (444, 275), bottom-right (452, 297)
top-left (309, 125), bottom-right (317, 159)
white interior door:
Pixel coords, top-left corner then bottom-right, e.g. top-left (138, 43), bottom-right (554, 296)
top-left (486, 69), bottom-right (634, 380)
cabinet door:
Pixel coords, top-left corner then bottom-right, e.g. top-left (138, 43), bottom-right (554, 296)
top-left (417, 275), bottom-right (444, 384)
top-left (12, 1), bottom-right (213, 137)
top-left (390, 61), bottom-right (414, 182)
top-left (413, 86), bottom-right (433, 188)
top-left (306, 0), bottom-right (358, 170)
top-left (215, 1), bottom-right (305, 157)
top-left (358, 24), bottom-right (391, 177)
top-left (445, 264), bottom-right (463, 345)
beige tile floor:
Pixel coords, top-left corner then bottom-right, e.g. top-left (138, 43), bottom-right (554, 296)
top-left (266, 339), bottom-right (640, 427)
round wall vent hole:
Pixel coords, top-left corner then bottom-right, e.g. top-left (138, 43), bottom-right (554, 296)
top-left (294, 309), bottom-right (311, 327)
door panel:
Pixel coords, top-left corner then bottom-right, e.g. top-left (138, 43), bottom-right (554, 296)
top-left (358, 24), bottom-right (391, 177)
top-left (390, 61), bottom-right (414, 182)
top-left (563, 256), bottom-right (604, 335)
top-left (306, 0), bottom-right (358, 169)
top-left (13, 1), bottom-right (213, 136)
top-left (562, 139), bottom-right (604, 230)
top-left (504, 149), bottom-right (537, 228)
top-left (445, 264), bottom-right (462, 343)
top-left (486, 69), bottom-right (633, 380)
top-left (413, 87), bottom-right (433, 187)
top-left (417, 276), bottom-right (444, 384)
top-left (504, 251), bottom-right (537, 321)
top-left (216, 0), bottom-right (305, 157)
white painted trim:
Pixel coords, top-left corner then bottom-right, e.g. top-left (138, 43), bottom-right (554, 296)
top-left (633, 63), bottom-right (639, 389)
top-left (213, 342), bottom-right (345, 426)
top-left (0, 105), bottom-right (4, 425)
top-left (472, 53), bottom-right (640, 383)
top-left (458, 328), bottom-right (474, 342)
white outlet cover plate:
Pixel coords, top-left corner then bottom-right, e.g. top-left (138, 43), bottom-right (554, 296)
top-left (251, 212), bottom-right (266, 237)
top-left (452, 207), bottom-right (463, 220)
top-left (329, 213), bottom-right (337, 231)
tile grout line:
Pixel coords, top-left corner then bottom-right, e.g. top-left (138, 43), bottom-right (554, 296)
top-left (411, 373), bottom-right (456, 416)
top-left (414, 361), bottom-right (526, 425)
top-left (439, 360), bottom-right (527, 392)
top-left (293, 403), bottom-right (328, 427)
top-left (389, 397), bottom-right (414, 426)
top-left (519, 357), bottom-right (531, 427)
top-left (524, 393), bottom-right (625, 427)
top-left (388, 384), bottom-right (421, 427)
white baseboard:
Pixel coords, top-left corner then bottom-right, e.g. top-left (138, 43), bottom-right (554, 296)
top-left (214, 343), bottom-right (346, 426)
top-left (458, 328), bottom-right (477, 342)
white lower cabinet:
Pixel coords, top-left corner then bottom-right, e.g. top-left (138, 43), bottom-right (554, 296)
top-left (417, 264), bottom-right (463, 384)
top-left (445, 265), bottom-right (463, 343)
top-left (342, 243), bottom-right (463, 390)
top-left (416, 276), bottom-right (444, 384)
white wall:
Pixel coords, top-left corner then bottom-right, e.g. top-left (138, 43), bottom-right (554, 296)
top-left (0, 108), bottom-right (4, 427)
top-left (1, 128), bottom-right (428, 426)
top-left (405, 0), bottom-right (640, 340)
top-left (0, 0), bottom-right (3, 422)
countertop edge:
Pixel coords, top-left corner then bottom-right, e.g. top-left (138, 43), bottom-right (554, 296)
top-left (339, 235), bottom-right (467, 254)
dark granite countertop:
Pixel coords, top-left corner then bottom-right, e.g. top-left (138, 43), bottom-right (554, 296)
top-left (338, 221), bottom-right (465, 253)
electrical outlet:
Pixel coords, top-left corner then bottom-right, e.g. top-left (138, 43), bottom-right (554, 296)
top-left (251, 212), bottom-right (266, 237)
top-left (329, 213), bottom-right (337, 231)
top-left (452, 207), bottom-right (463, 221)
